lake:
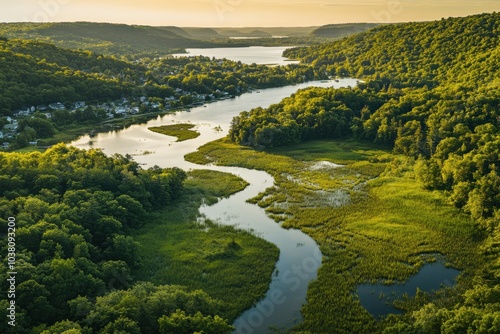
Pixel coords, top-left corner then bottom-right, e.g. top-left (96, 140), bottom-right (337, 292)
top-left (172, 46), bottom-right (299, 65)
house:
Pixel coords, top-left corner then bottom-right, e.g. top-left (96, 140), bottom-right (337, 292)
top-left (130, 107), bottom-right (140, 114)
top-left (37, 105), bottom-right (48, 111)
top-left (49, 102), bottom-right (65, 110)
top-left (115, 107), bottom-right (128, 114)
top-left (2, 142), bottom-right (10, 149)
top-left (74, 101), bottom-right (86, 109)
top-left (15, 108), bottom-right (31, 117)
top-left (3, 123), bottom-right (18, 132)
top-left (44, 113), bottom-right (52, 119)
top-left (0, 131), bottom-right (3, 139)
top-left (29, 141), bottom-right (38, 146)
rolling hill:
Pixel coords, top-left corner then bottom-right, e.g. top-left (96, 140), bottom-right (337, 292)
top-left (0, 22), bottom-right (216, 56)
top-left (310, 23), bottom-right (380, 38)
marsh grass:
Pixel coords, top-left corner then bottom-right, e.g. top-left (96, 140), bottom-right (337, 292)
top-left (185, 138), bottom-right (484, 333)
top-left (149, 123), bottom-right (200, 141)
top-left (132, 169), bottom-right (279, 321)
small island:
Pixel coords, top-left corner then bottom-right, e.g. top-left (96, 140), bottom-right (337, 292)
top-left (149, 123), bottom-right (200, 141)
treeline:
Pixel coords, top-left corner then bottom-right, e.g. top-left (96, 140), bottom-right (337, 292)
top-left (0, 38), bottom-right (139, 114)
top-left (0, 22), bottom-right (216, 57)
top-left (144, 56), bottom-right (319, 96)
top-left (229, 13), bottom-right (500, 333)
top-left (229, 87), bottom-right (384, 148)
top-left (0, 144), bottom-right (233, 333)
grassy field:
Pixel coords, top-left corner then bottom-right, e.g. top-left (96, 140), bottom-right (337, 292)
top-left (185, 138), bottom-right (483, 333)
top-left (132, 169), bottom-right (279, 321)
top-left (149, 123), bottom-right (200, 142)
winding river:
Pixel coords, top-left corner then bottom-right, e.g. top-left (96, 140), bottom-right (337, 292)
top-left (71, 78), bottom-right (358, 333)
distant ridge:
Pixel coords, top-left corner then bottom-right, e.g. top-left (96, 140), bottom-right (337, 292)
top-left (310, 23), bottom-right (380, 38)
top-left (0, 22), bottom-right (216, 56)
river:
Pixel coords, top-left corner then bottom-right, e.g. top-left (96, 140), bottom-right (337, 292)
top-left (71, 78), bottom-right (358, 333)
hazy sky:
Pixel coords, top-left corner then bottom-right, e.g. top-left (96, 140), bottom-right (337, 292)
top-left (1, 0), bottom-right (499, 27)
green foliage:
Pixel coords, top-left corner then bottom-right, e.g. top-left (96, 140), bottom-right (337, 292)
top-left (0, 144), bottom-right (225, 333)
top-left (0, 149), bottom-right (278, 333)
top-left (158, 310), bottom-right (233, 334)
top-left (0, 38), bottom-right (137, 114)
top-left (133, 170), bottom-right (278, 320)
top-left (186, 138), bottom-right (484, 334)
top-left (222, 12), bottom-right (500, 333)
top-left (149, 124), bottom-right (200, 142)
top-left (230, 12), bottom-right (500, 232)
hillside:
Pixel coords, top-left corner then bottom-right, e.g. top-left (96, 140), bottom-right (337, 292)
top-left (214, 26), bottom-right (318, 37)
top-left (182, 27), bottom-right (222, 40)
top-left (0, 38), bottom-right (139, 114)
top-left (285, 13), bottom-right (500, 88)
top-left (0, 22), bottom-right (216, 56)
top-left (310, 23), bottom-right (380, 38)
top-left (231, 13), bottom-right (500, 332)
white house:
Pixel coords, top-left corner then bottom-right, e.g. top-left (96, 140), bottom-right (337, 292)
top-left (49, 102), bottom-right (65, 110)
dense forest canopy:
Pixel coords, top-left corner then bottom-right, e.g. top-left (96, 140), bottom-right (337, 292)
top-left (228, 12), bottom-right (500, 333)
top-left (0, 38), bottom-right (137, 114)
top-left (0, 144), bottom-right (238, 333)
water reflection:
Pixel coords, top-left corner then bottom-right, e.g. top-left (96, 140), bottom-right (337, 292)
top-left (357, 262), bottom-right (460, 317)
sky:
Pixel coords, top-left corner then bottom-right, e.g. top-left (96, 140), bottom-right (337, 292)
top-left (1, 0), bottom-right (499, 27)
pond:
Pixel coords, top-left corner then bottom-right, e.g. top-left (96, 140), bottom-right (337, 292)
top-left (172, 46), bottom-right (299, 65)
top-left (357, 261), bottom-right (460, 317)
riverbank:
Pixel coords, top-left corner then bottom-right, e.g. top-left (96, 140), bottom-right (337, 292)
top-left (132, 169), bottom-right (280, 322)
top-left (185, 137), bottom-right (483, 333)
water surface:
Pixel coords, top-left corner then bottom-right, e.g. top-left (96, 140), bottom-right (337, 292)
top-left (173, 46), bottom-right (299, 65)
top-left (357, 262), bottom-right (460, 317)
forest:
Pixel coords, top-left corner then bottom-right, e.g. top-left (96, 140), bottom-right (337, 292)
top-left (0, 144), bottom-right (281, 333)
top-left (227, 12), bottom-right (500, 332)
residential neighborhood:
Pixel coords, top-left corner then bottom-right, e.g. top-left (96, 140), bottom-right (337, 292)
top-left (1, 88), bottom-right (235, 151)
